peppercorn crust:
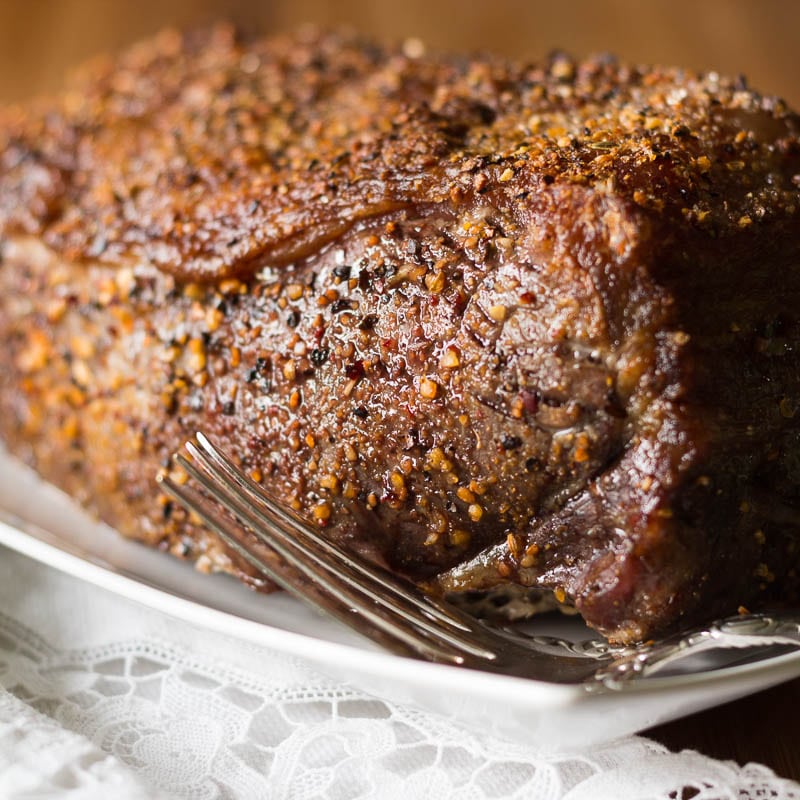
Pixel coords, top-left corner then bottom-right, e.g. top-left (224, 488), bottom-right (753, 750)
top-left (1, 25), bottom-right (798, 280)
top-left (1, 26), bottom-right (800, 643)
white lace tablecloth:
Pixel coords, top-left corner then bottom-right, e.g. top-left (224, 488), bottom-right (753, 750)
top-left (0, 546), bottom-right (797, 800)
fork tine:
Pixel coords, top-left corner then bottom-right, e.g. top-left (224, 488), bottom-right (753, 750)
top-left (193, 432), bottom-right (481, 633)
top-left (170, 448), bottom-right (498, 661)
top-left (175, 447), bottom-right (498, 660)
top-left (181, 441), bottom-right (498, 658)
top-left (158, 472), bottom-right (441, 660)
top-left (158, 475), bottom-right (278, 585)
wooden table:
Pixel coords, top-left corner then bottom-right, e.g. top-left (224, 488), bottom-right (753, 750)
top-left (650, 677), bottom-right (800, 780)
top-left (0, 0), bottom-right (798, 109)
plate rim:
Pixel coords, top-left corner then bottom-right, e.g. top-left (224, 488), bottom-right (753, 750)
top-left (3, 512), bottom-right (800, 710)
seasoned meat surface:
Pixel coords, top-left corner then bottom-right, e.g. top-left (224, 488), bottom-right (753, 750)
top-left (1, 26), bottom-right (799, 642)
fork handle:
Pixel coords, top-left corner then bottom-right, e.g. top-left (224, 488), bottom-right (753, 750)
top-left (593, 612), bottom-right (800, 688)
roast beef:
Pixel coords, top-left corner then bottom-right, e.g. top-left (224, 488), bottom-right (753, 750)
top-left (1, 26), bottom-right (799, 642)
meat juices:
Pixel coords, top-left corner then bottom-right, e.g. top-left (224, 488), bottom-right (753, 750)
top-left (1, 27), bottom-right (799, 642)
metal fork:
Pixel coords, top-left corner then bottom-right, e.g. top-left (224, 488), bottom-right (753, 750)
top-left (157, 432), bottom-right (800, 689)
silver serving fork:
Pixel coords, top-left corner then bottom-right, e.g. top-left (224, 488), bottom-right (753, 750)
top-left (157, 433), bottom-right (800, 689)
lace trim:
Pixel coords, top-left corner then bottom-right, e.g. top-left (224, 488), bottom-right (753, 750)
top-left (0, 610), bottom-right (797, 799)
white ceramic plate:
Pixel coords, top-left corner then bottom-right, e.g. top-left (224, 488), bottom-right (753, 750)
top-left (1, 449), bottom-right (799, 751)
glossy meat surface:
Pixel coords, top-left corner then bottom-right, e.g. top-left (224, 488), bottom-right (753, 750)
top-left (1, 27), bottom-right (800, 642)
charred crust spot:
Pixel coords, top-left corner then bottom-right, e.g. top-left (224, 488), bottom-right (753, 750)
top-left (310, 347), bottom-right (329, 366)
top-left (403, 428), bottom-right (421, 450)
top-left (329, 298), bottom-right (352, 314)
top-left (604, 399), bottom-right (627, 419)
top-left (405, 239), bottom-right (422, 261)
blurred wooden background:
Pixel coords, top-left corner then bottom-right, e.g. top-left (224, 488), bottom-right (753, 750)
top-left (0, 0), bottom-right (798, 107)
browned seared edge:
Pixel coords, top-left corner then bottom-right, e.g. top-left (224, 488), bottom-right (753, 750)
top-left (1, 25), bottom-right (799, 643)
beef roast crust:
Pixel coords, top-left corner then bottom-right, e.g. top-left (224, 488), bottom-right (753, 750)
top-left (1, 27), bottom-right (800, 643)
